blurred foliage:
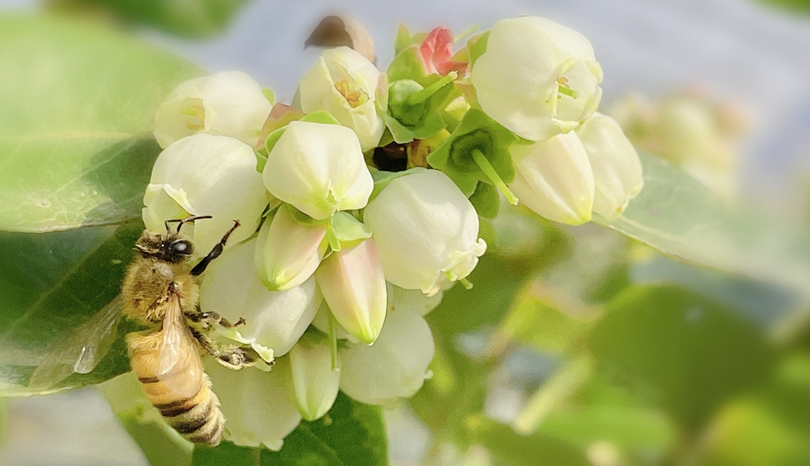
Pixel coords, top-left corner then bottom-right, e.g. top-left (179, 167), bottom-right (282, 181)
top-left (757, 0), bottom-right (810, 14)
top-left (47, 0), bottom-right (251, 38)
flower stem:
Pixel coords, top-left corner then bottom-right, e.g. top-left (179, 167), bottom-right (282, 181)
top-left (454, 24), bottom-right (479, 43)
top-left (326, 216), bottom-right (341, 252)
top-left (328, 312), bottom-right (340, 372)
top-left (471, 149), bottom-right (519, 205)
top-left (407, 71), bottom-right (458, 106)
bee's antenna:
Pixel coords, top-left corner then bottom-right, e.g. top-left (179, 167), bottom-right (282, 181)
top-left (165, 215), bottom-right (213, 234)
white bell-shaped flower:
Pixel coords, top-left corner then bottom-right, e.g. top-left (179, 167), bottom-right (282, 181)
top-left (576, 113), bottom-right (644, 220)
top-left (389, 285), bottom-right (444, 316)
top-left (199, 238), bottom-right (321, 357)
top-left (263, 121), bottom-right (373, 220)
top-left (471, 17), bottom-right (603, 141)
top-left (254, 205), bottom-right (327, 291)
top-left (316, 238), bottom-right (387, 344)
top-left (363, 170), bottom-right (486, 296)
top-left (508, 132), bottom-right (595, 225)
top-left (205, 362), bottom-right (301, 451)
top-left (281, 339), bottom-right (341, 421)
top-left (142, 134), bottom-right (267, 254)
top-left (339, 309), bottom-right (435, 408)
top-left (298, 46), bottom-right (385, 151)
top-left (153, 71), bottom-right (272, 149)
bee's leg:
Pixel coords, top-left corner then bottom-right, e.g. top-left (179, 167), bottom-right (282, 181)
top-left (185, 310), bottom-right (246, 331)
top-left (189, 326), bottom-right (255, 370)
top-left (191, 220), bottom-right (241, 276)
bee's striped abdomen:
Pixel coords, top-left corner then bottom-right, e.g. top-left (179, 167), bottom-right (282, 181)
top-left (129, 332), bottom-right (225, 447)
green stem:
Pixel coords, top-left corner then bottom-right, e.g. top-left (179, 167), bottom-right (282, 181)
top-left (328, 312), bottom-right (340, 371)
top-left (326, 216), bottom-right (341, 252)
top-left (454, 24), bottom-right (479, 43)
top-left (407, 71), bottom-right (458, 106)
top-left (471, 149), bottom-right (519, 205)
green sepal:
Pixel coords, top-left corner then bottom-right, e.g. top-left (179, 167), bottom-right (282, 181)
top-left (331, 212), bottom-right (372, 249)
top-left (427, 108), bottom-right (517, 196)
top-left (467, 30), bottom-right (490, 68)
top-left (394, 22), bottom-right (428, 56)
top-left (255, 150), bottom-right (268, 173)
top-left (387, 46), bottom-right (427, 83)
top-left (469, 181), bottom-right (501, 219)
top-left (262, 87), bottom-right (275, 105)
top-left (264, 110), bottom-right (341, 155)
top-left (301, 110), bottom-right (342, 125)
top-left (287, 203), bottom-right (327, 228)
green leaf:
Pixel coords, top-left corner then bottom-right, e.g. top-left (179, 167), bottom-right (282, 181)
top-left (0, 15), bottom-right (203, 233)
top-left (0, 221), bottom-right (144, 395)
top-left (191, 392), bottom-right (387, 466)
top-left (589, 285), bottom-right (775, 428)
top-left (51, 0), bottom-right (251, 38)
top-left (596, 153), bottom-right (810, 294)
top-left (466, 415), bottom-right (591, 466)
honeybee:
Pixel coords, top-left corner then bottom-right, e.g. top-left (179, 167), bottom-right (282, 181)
top-left (29, 216), bottom-right (260, 446)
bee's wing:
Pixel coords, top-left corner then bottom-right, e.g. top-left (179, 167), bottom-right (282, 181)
top-left (28, 296), bottom-right (125, 391)
top-left (156, 293), bottom-right (203, 397)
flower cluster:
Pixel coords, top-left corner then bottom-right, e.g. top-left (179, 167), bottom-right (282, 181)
top-left (144, 15), bottom-right (643, 449)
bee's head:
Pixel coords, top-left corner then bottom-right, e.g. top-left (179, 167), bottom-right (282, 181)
top-left (134, 231), bottom-right (195, 263)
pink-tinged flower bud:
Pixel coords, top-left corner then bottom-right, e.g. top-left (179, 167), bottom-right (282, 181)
top-left (316, 238), bottom-right (387, 344)
top-left (254, 205), bottom-right (327, 291)
top-left (508, 132), bottom-right (595, 225)
top-left (153, 71), bottom-right (272, 148)
top-left (420, 26), bottom-right (468, 76)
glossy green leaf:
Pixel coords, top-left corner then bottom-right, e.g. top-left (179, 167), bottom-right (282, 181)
top-left (590, 285), bottom-right (775, 427)
top-left (596, 153), bottom-right (810, 294)
top-left (191, 392), bottom-right (387, 466)
top-left (0, 15), bottom-right (203, 232)
top-left (0, 221), bottom-right (143, 395)
top-left (49, 0), bottom-right (251, 38)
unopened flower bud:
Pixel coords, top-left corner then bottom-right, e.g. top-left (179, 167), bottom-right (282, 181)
top-left (282, 338), bottom-right (341, 421)
top-left (206, 362), bottom-right (301, 451)
top-left (199, 238), bottom-right (322, 356)
top-left (363, 170), bottom-right (486, 296)
top-left (263, 121), bottom-right (373, 220)
top-left (508, 132), bottom-right (594, 225)
top-left (316, 238), bottom-right (387, 344)
top-left (471, 17), bottom-right (603, 141)
top-left (255, 205), bottom-right (327, 291)
top-left (142, 134), bottom-right (267, 253)
top-left (153, 71), bottom-right (272, 148)
top-left (419, 26), bottom-right (468, 76)
top-left (339, 310), bottom-right (435, 408)
top-left (298, 46), bottom-right (385, 151)
top-left (575, 113), bottom-right (643, 220)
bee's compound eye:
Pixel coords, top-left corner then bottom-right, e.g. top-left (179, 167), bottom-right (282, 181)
top-left (172, 240), bottom-right (193, 255)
